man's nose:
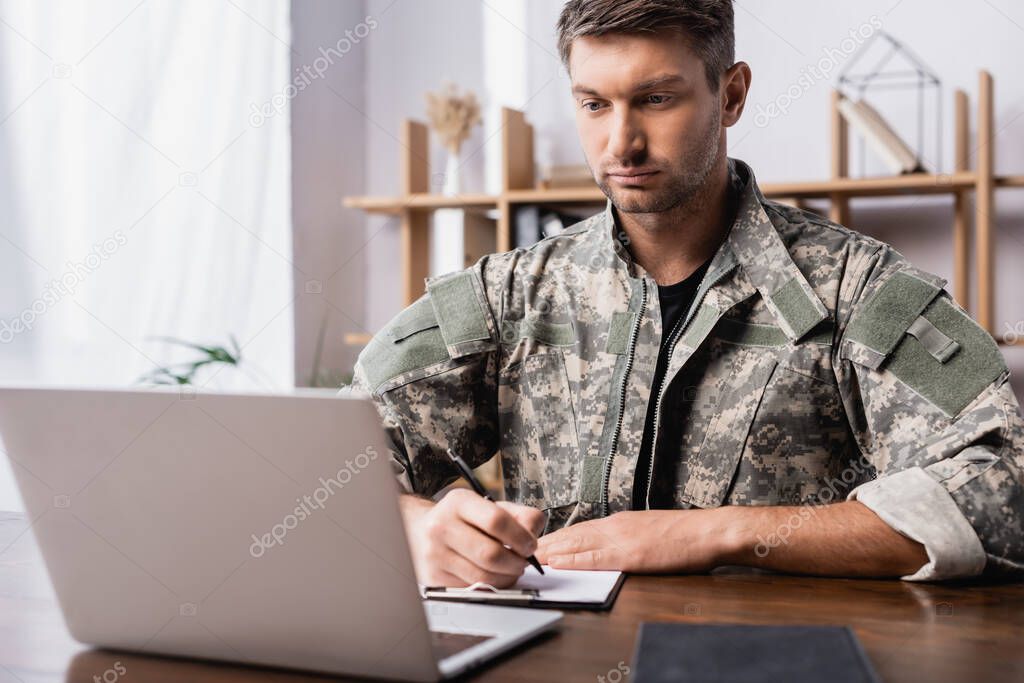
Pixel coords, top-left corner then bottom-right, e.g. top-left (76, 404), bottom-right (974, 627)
top-left (607, 110), bottom-right (645, 161)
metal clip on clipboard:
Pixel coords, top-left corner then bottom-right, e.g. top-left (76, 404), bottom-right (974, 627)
top-left (421, 581), bottom-right (541, 603)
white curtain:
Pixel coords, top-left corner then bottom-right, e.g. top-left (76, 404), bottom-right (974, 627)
top-left (0, 0), bottom-right (294, 507)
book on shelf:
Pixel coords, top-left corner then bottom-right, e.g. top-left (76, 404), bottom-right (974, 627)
top-left (837, 96), bottom-right (926, 175)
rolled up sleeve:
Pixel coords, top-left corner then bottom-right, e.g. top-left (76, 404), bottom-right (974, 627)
top-left (835, 248), bottom-right (1024, 581)
top-left (849, 467), bottom-right (986, 581)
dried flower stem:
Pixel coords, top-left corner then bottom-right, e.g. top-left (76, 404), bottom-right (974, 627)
top-left (425, 82), bottom-right (482, 155)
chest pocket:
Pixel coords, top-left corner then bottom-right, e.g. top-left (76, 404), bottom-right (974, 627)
top-left (497, 317), bottom-right (580, 512)
top-left (678, 342), bottom-right (779, 508)
top-left (675, 319), bottom-right (851, 508)
top-left (728, 339), bottom-right (859, 505)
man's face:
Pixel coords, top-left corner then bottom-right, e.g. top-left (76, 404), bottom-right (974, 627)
top-left (569, 30), bottom-right (723, 215)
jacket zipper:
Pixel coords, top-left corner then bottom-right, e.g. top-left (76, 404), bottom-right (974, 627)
top-left (643, 264), bottom-right (736, 509)
top-left (600, 278), bottom-right (647, 517)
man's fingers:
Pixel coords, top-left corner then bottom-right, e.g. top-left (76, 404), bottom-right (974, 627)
top-left (537, 538), bottom-right (585, 560)
top-left (445, 522), bottom-right (530, 577)
top-left (536, 526), bottom-right (569, 550)
top-left (443, 547), bottom-right (522, 588)
top-left (538, 526), bottom-right (611, 569)
top-left (534, 542), bottom-right (550, 564)
top-left (541, 529), bottom-right (595, 568)
top-left (547, 549), bottom-right (608, 570)
top-left (496, 501), bottom-right (547, 537)
top-left (537, 525), bottom-right (590, 555)
top-left (456, 494), bottom-right (538, 557)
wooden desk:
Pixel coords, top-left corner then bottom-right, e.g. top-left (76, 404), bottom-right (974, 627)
top-left (3, 512), bottom-right (1022, 682)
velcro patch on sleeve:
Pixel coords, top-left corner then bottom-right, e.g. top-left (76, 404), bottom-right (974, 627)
top-left (426, 270), bottom-right (496, 358)
top-left (844, 269), bottom-right (942, 363)
top-left (905, 314), bottom-right (960, 363)
top-left (359, 296), bottom-right (450, 393)
top-left (885, 296), bottom-right (1006, 417)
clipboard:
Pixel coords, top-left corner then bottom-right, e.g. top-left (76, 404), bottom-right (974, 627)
top-left (421, 567), bottom-right (626, 611)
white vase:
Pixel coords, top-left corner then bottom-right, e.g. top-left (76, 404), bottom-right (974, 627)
top-left (434, 148), bottom-right (464, 274)
top-left (442, 149), bottom-right (461, 196)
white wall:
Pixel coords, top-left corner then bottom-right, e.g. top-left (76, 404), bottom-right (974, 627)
top-left (362, 0), bottom-right (486, 328)
top-left (290, 0), bottom-right (369, 386)
top-left (354, 0), bottom-right (1024, 397)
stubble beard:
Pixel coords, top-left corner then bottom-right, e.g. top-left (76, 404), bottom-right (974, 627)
top-left (597, 106), bottom-right (722, 218)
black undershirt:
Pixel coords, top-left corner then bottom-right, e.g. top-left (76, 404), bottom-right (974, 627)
top-left (630, 257), bottom-right (712, 509)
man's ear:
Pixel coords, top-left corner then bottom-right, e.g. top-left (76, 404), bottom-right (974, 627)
top-left (721, 61), bottom-right (752, 128)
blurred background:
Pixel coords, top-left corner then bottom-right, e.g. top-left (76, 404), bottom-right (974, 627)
top-left (1, 0), bottom-right (1022, 508)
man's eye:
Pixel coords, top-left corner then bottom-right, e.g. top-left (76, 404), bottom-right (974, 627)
top-left (581, 101), bottom-right (604, 112)
top-left (646, 94), bottom-right (670, 105)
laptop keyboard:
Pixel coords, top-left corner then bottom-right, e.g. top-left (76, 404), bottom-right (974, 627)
top-left (430, 630), bottom-right (494, 660)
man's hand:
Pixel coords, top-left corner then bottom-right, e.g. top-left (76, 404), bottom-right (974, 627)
top-left (535, 509), bottom-right (731, 573)
top-left (400, 489), bottom-right (546, 588)
top-left (535, 502), bottom-right (929, 578)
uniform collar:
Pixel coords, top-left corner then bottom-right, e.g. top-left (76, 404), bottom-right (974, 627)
top-left (725, 158), bottom-right (829, 340)
top-left (601, 157), bottom-right (829, 341)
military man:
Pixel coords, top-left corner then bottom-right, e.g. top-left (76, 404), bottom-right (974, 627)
top-left (345, 0), bottom-right (1024, 588)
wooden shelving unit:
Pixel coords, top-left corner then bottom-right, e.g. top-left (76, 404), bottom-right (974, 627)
top-left (343, 70), bottom-right (1022, 344)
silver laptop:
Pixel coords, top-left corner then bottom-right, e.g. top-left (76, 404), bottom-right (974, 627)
top-left (0, 386), bottom-right (561, 681)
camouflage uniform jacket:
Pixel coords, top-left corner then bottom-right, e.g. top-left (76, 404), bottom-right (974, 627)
top-left (348, 157), bottom-right (1024, 581)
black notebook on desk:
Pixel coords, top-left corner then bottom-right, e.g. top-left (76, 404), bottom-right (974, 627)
top-left (631, 623), bottom-right (881, 683)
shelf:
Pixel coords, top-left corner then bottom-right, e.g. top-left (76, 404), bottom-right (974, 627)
top-left (342, 188), bottom-right (608, 213)
top-left (505, 187), bottom-right (605, 204)
top-left (769, 172), bottom-right (1024, 198)
top-left (343, 173), bottom-right (1024, 215)
top-left (763, 172), bottom-right (978, 198)
top-left (343, 193), bottom-right (498, 214)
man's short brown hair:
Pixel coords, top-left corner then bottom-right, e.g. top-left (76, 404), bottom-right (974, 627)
top-left (556, 0), bottom-right (735, 92)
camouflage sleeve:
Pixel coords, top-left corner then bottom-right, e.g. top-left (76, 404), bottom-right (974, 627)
top-left (834, 245), bottom-right (1024, 581)
top-left (341, 256), bottom-right (504, 498)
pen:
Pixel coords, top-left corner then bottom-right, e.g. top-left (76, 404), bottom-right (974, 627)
top-left (446, 448), bottom-right (545, 575)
